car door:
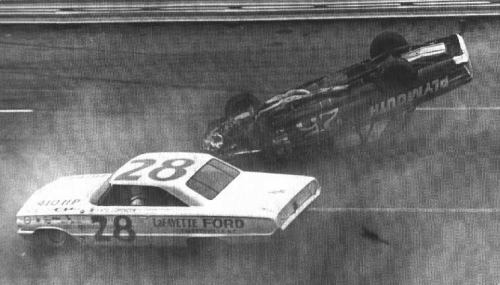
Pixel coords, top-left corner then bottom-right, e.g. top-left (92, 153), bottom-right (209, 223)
top-left (131, 185), bottom-right (193, 247)
top-left (87, 208), bottom-right (148, 246)
top-left (86, 184), bottom-right (189, 247)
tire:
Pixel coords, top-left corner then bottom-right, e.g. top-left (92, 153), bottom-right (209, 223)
top-left (186, 238), bottom-right (218, 255)
top-left (186, 238), bottom-right (202, 254)
top-left (224, 93), bottom-right (261, 119)
top-left (370, 31), bottom-right (408, 59)
top-left (35, 229), bottom-right (72, 248)
top-left (381, 58), bottom-right (417, 85)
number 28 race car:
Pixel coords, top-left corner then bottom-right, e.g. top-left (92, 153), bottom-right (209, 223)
top-left (16, 152), bottom-right (320, 248)
top-left (203, 33), bottom-right (473, 159)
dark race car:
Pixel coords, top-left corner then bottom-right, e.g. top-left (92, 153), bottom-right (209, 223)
top-left (203, 32), bottom-right (473, 160)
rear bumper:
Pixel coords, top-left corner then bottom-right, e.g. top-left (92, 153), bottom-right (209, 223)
top-left (453, 34), bottom-right (470, 65)
top-left (18, 229), bottom-right (35, 236)
top-left (450, 33), bottom-right (473, 81)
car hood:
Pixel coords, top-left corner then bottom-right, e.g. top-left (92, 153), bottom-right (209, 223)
top-left (16, 174), bottom-right (110, 216)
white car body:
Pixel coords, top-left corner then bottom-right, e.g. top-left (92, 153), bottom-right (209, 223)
top-left (16, 152), bottom-right (320, 247)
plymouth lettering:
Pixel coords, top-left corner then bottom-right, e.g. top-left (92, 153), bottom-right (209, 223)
top-left (370, 77), bottom-right (449, 115)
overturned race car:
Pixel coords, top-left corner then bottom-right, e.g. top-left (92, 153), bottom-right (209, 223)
top-left (203, 33), bottom-right (473, 159)
top-left (16, 152), bottom-right (320, 248)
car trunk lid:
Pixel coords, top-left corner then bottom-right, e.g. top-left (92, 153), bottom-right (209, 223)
top-left (213, 172), bottom-right (320, 230)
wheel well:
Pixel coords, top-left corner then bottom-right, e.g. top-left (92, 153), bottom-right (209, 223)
top-left (33, 227), bottom-right (73, 240)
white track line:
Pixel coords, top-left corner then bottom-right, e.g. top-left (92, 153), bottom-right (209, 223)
top-left (308, 207), bottom-right (500, 213)
top-left (0, 109), bottom-right (33, 113)
top-left (416, 107), bottom-right (500, 111)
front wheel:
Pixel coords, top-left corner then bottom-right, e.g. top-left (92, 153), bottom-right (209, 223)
top-left (224, 93), bottom-right (261, 119)
top-left (35, 229), bottom-right (73, 248)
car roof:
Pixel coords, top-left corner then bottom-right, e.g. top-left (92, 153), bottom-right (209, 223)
top-left (110, 152), bottom-right (213, 188)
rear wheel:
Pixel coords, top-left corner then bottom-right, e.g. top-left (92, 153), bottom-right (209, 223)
top-left (186, 238), bottom-right (220, 255)
top-left (370, 31), bottom-right (408, 59)
top-left (381, 58), bottom-right (417, 85)
top-left (224, 93), bottom-right (261, 119)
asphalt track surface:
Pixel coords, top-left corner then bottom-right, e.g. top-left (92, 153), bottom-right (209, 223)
top-left (1, 18), bottom-right (500, 284)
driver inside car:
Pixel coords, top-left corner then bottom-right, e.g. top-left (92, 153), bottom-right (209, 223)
top-left (129, 185), bottom-right (146, 206)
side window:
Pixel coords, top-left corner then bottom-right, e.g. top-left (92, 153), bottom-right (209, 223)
top-left (98, 184), bottom-right (131, 206)
top-left (145, 186), bottom-right (187, 207)
top-left (98, 185), bottom-right (187, 207)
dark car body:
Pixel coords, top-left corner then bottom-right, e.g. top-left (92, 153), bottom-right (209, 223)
top-left (203, 34), bottom-right (473, 159)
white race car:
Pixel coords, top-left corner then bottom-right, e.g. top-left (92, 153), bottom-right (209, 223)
top-left (16, 152), bottom-right (320, 248)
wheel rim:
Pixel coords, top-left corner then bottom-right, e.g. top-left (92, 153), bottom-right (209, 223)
top-left (46, 231), bottom-right (67, 246)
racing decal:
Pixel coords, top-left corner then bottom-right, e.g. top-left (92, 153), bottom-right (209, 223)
top-left (113, 216), bottom-right (136, 241)
top-left (94, 207), bottom-right (137, 214)
top-left (37, 199), bottom-right (80, 207)
top-left (91, 215), bottom-right (136, 242)
top-left (370, 76), bottom-right (449, 116)
top-left (153, 218), bottom-right (199, 228)
top-left (91, 216), bottom-right (110, 241)
top-left (153, 217), bottom-right (245, 233)
top-left (114, 158), bottom-right (195, 182)
top-left (296, 107), bottom-right (339, 136)
top-left (114, 159), bottom-right (155, 181)
top-left (148, 159), bottom-right (194, 181)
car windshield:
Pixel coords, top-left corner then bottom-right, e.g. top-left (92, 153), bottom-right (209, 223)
top-left (186, 159), bottom-right (240, 200)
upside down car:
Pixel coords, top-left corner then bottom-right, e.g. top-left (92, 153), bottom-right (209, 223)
top-left (16, 152), bottom-right (320, 248)
top-left (203, 32), bottom-right (473, 159)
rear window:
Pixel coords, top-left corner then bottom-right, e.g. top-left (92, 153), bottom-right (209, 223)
top-left (186, 159), bottom-right (239, 200)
